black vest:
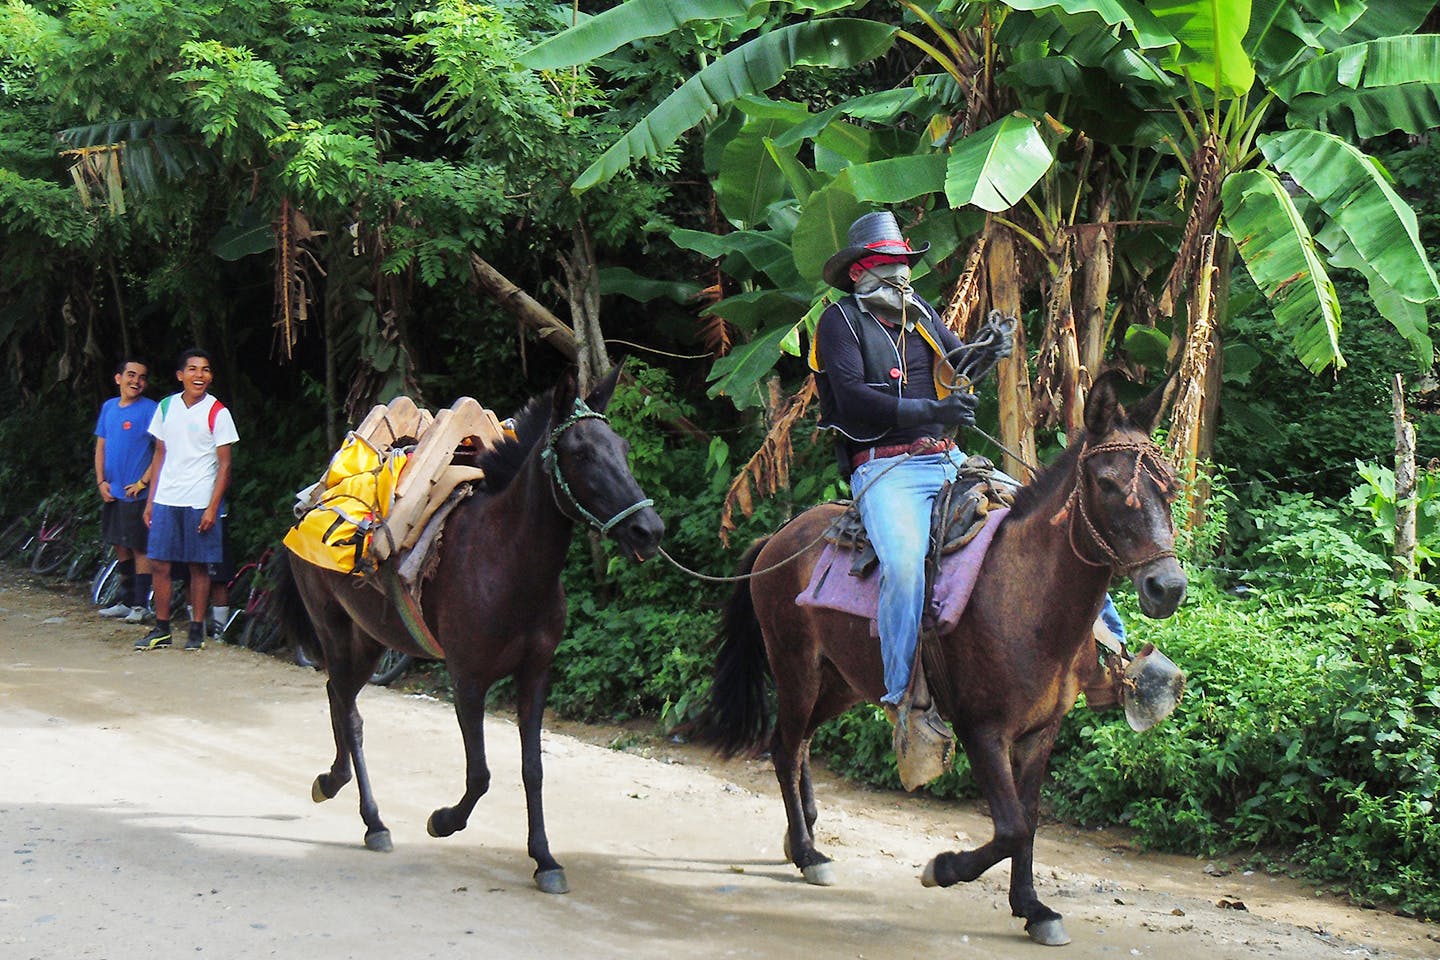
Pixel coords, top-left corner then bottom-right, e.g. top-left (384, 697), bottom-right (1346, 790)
top-left (813, 296), bottom-right (952, 445)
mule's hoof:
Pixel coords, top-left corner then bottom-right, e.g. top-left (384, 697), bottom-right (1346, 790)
top-left (534, 868), bottom-right (569, 894)
top-left (783, 833), bottom-right (792, 862)
top-left (311, 776), bottom-right (331, 803)
top-left (1025, 917), bottom-right (1070, 946)
top-left (921, 857), bottom-right (941, 887)
top-left (364, 829), bottom-right (393, 853)
top-left (801, 862), bottom-right (836, 886)
top-left (423, 805), bottom-right (457, 834)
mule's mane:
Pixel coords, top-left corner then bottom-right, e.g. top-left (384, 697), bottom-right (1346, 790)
top-left (1004, 414), bottom-right (1147, 521)
top-left (475, 388), bottom-right (554, 492)
top-left (1005, 441), bottom-right (1084, 521)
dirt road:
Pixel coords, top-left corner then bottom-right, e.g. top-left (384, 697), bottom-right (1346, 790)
top-left (2, 573), bottom-right (1436, 960)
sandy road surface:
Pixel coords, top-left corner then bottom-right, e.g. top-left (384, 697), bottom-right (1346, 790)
top-left (2, 573), bottom-right (1437, 960)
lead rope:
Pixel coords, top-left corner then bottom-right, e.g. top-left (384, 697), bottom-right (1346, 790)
top-left (655, 450), bottom-right (922, 584)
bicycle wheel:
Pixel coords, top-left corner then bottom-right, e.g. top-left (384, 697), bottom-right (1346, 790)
top-left (241, 608), bottom-right (286, 654)
top-left (0, 516), bottom-right (32, 559)
top-left (90, 549), bottom-right (119, 604)
top-left (31, 534), bottom-right (77, 575)
top-left (92, 558), bottom-right (124, 608)
top-left (66, 541), bottom-right (104, 582)
top-left (217, 565), bottom-right (258, 643)
top-left (370, 649), bottom-right (414, 686)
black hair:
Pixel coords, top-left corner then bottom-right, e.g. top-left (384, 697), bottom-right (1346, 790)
top-left (175, 346), bottom-right (213, 372)
top-left (114, 357), bottom-right (150, 376)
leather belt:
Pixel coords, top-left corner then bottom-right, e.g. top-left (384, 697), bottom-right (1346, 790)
top-left (851, 437), bottom-right (955, 470)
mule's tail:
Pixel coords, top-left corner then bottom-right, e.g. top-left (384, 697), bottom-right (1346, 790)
top-left (271, 549), bottom-right (324, 670)
top-left (693, 538), bottom-right (774, 758)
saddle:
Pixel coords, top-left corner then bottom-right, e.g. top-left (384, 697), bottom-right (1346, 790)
top-left (290, 395), bottom-right (512, 584)
top-left (823, 455), bottom-right (1015, 581)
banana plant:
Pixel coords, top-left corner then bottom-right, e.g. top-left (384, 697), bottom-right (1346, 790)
top-left (523, 0), bottom-right (1440, 521)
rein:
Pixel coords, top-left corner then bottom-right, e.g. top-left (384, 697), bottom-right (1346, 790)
top-left (540, 398), bottom-right (655, 535)
top-left (1053, 438), bottom-right (1177, 577)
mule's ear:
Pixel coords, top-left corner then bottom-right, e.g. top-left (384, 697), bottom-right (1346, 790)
top-left (552, 368), bottom-right (580, 417)
top-left (585, 360), bottom-right (625, 413)
top-left (1084, 370), bottom-right (1127, 436)
top-left (1128, 375), bottom-right (1171, 433)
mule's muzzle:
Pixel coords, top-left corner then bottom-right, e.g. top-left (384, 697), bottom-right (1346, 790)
top-left (1133, 557), bottom-right (1186, 618)
top-left (613, 508), bottom-right (665, 562)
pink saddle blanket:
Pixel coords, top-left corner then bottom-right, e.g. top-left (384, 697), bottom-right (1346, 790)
top-left (796, 507), bottom-right (1009, 636)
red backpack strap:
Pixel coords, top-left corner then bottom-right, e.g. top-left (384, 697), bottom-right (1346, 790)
top-left (208, 399), bottom-right (225, 433)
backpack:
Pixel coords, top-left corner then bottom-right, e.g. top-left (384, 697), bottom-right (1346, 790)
top-left (283, 433), bottom-right (409, 574)
top-left (158, 395), bottom-right (226, 432)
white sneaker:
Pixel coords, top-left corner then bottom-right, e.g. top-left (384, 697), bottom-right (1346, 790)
top-left (98, 603), bottom-right (133, 618)
top-left (123, 606), bottom-right (148, 624)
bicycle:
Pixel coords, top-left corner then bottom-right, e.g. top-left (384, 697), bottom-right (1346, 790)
top-left (2, 496), bottom-right (92, 574)
top-left (220, 546), bottom-right (415, 685)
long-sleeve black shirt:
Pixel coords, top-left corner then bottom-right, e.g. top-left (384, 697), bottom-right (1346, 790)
top-left (815, 300), bottom-right (964, 457)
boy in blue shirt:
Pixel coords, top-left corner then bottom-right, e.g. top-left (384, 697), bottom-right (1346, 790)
top-left (94, 358), bottom-right (158, 622)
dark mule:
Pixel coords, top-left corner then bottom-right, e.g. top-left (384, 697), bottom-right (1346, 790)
top-left (274, 367), bottom-right (664, 893)
top-left (701, 372), bottom-right (1186, 944)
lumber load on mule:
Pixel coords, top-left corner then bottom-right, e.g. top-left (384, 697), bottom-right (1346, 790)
top-left (284, 394), bottom-right (512, 578)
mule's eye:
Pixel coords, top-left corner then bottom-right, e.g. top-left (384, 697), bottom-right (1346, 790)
top-left (1097, 474), bottom-right (1126, 496)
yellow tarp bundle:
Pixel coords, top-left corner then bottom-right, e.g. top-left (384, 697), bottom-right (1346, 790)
top-left (284, 433), bottom-right (408, 574)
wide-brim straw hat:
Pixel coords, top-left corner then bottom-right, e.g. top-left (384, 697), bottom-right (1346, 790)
top-left (822, 210), bottom-right (930, 293)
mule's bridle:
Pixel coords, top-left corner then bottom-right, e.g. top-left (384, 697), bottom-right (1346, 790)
top-left (1055, 438), bottom-right (1177, 577)
top-left (540, 398), bottom-right (655, 535)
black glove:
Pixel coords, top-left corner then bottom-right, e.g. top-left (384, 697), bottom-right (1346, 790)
top-left (895, 393), bottom-right (977, 428)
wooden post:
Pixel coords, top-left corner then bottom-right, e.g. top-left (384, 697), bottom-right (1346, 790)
top-left (1393, 374), bottom-right (1417, 584)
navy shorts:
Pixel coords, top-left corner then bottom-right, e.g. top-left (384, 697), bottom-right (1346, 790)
top-left (147, 505), bottom-right (225, 565)
top-left (101, 499), bottom-right (149, 552)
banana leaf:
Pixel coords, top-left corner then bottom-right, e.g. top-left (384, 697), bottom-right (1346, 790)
top-left (1316, 0), bottom-right (1434, 47)
top-left (1149, 0), bottom-right (1255, 96)
top-left (1221, 168), bottom-right (1343, 373)
top-left (943, 115), bottom-right (1054, 213)
top-left (843, 154), bottom-right (947, 205)
top-left (669, 227), bottom-right (804, 289)
top-left (715, 117), bottom-right (795, 228)
top-left (790, 182), bottom-right (869, 282)
top-left (572, 19), bottom-right (897, 192)
top-left (599, 267), bottom-right (703, 305)
top-left (1259, 129), bottom-right (1440, 306)
top-left (1271, 36), bottom-right (1440, 140)
top-left (1002, 0), bottom-right (1176, 49)
top-left (1318, 221), bottom-right (1433, 369)
top-left (518, 0), bottom-right (762, 70)
top-left (706, 320), bottom-right (802, 409)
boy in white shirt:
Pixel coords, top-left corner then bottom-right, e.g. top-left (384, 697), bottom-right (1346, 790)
top-left (135, 347), bottom-right (239, 651)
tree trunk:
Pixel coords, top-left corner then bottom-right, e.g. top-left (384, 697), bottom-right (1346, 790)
top-left (469, 254), bottom-right (579, 362)
top-left (1078, 180), bottom-right (1114, 383)
top-left (560, 221), bottom-right (611, 394)
top-left (985, 224), bottom-right (1036, 478)
top-left (1168, 231), bottom-right (1220, 529)
top-left (1393, 374), bottom-right (1418, 586)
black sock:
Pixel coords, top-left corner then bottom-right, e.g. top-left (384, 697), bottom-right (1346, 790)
top-left (118, 559), bottom-right (136, 606)
top-left (133, 573), bottom-right (152, 609)
top-left (155, 618), bottom-right (170, 634)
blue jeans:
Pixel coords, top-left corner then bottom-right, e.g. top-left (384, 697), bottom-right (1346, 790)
top-left (851, 450), bottom-right (966, 704)
top-left (851, 449), bottom-right (1122, 703)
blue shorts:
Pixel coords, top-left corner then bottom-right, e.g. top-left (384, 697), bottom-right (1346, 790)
top-left (147, 505), bottom-right (225, 565)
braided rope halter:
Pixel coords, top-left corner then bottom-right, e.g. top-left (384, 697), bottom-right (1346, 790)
top-left (1052, 438), bottom-right (1179, 577)
top-left (539, 398), bottom-right (655, 535)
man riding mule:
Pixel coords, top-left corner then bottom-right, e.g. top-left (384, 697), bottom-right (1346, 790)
top-left (702, 211), bottom-right (1186, 944)
top-left (811, 210), bottom-right (1133, 786)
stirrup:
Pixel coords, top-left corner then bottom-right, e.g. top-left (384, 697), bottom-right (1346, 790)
top-left (891, 695), bottom-right (954, 791)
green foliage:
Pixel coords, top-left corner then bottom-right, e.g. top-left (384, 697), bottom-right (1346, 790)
top-left (1048, 484), bottom-right (1440, 918)
top-left (1350, 460), bottom-right (1440, 574)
